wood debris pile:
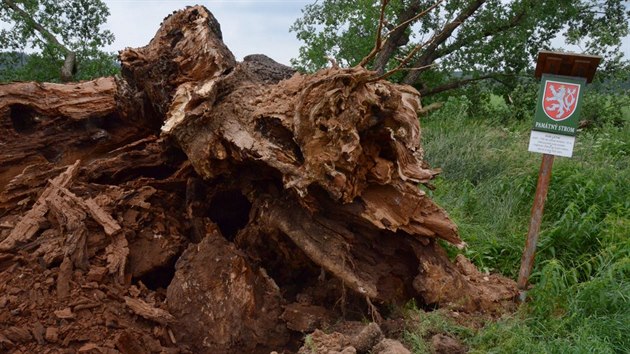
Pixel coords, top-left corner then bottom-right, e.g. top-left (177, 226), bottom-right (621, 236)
top-left (0, 6), bottom-right (517, 353)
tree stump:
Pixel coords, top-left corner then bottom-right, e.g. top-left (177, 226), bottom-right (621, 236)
top-left (0, 5), bottom-right (517, 354)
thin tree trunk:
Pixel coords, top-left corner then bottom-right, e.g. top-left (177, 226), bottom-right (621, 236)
top-left (2, 0), bottom-right (77, 82)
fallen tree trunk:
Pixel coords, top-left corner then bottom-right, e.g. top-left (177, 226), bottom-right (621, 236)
top-left (0, 78), bottom-right (144, 205)
top-left (0, 5), bottom-right (517, 354)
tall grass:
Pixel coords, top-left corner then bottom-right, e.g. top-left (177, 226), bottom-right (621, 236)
top-left (405, 94), bottom-right (630, 353)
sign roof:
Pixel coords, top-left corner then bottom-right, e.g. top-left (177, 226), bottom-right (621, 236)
top-left (534, 51), bottom-right (601, 83)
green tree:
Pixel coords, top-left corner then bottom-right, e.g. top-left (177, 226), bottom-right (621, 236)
top-left (291, 0), bottom-right (630, 97)
top-left (0, 0), bottom-right (117, 82)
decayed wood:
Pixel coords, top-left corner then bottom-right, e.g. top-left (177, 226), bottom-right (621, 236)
top-left (0, 6), bottom-right (518, 354)
top-left (123, 297), bottom-right (175, 325)
top-left (46, 183), bottom-right (90, 269)
top-left (0, 77), bottom-right (144, 192)
top-left (105, 232), bottom-right (129, 281)
top-left (152, 49), bottom-right (461, 245)
top-left (257, 196), bottom-right (379, 300)
top-left (0, 78), bottom-right (115, 119)
top-left (49, 180), bottom-right (121, 236)
top-left (57, 256), bottom-right (73, 299)
top-left (111, 6), bottom-right (515, 320)
top-left (118, 5), bottom-right (236, 126)
top-left (1, 158), bottom-right (123, 271)
top-left (0, 161), bottom-right (80, 251)
top-left (0, 162), bottom-right (69, 214)
top-left (166, 229), bottom-right (289, 353)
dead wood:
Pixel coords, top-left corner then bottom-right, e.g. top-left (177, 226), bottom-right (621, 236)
top-left (0, 5), bottom-right (518, 354)
top-left (118, 6), bottom-right (236, 126)
top-left (123, 297), bottom-right (175, 325)
top-left (0, 78), bottom-right (115, 119)
top-left (56, 256), bottom-right (73, 299)
top-left (166, 229), bottom-right (289, 353)
top-left (46, 184), bottom-right (90, 269)
top-left (0, 78), bottom-right (144, 193)
top-left (49, 179), bottom-right (121, 236)
top-left (0, 161), bottom-right (80, 251)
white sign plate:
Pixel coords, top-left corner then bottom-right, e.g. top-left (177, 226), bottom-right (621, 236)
top-left (528, 130), bottom-right (575, 157)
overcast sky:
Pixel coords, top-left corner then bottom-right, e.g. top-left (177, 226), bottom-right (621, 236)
top-left (102, 0), bottom-right (629, 66)
top-left (103, 0), bottom-right (310, 65)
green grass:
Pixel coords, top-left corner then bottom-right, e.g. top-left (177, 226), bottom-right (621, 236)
top-left (404, 94), bottom-right (630, 353)
top-left (402, 303), bottom-right (473, 354)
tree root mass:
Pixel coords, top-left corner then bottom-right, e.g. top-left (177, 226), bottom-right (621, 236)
top-left (0, 6), bottom-right (517, 353)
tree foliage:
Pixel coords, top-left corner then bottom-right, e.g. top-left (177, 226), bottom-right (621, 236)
top-left (0, 0), bottom-right (117, 81)
top-left (291, 0), bottom-right (630, 96)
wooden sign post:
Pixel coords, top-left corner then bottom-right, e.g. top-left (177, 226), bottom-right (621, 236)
top-left (517, 51), bottom-right (601, 301)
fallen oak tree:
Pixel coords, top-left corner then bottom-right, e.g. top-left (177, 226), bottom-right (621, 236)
top-left (0, 5), bottom-right (517, 353)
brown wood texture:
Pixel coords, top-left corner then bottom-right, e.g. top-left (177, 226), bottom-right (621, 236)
top-left (0, 6), bottom-right (518, 353)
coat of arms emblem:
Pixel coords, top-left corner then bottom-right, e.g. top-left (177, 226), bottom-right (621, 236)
top-left (542, 80), bottom-right (580, 121)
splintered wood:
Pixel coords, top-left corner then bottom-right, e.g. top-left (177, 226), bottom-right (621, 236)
top-left (0, 161), bottom-right (80, 251)
top-left (0, 160), bottom-right (122, 271)
top-left (0, 5), bottom-right (518, 354)
top-left (123, 297), bottom-right (175, 325)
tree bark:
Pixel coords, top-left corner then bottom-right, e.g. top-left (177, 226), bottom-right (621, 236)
top-left (60, 51), bottom-right (77, 83)
top-left (372, 1), bottom-right (421, 74)
top-left (403, 0), bottom-right (487, 85)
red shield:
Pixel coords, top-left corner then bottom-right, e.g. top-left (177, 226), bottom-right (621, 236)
top-left (542, 80), bottom-right (580, 121)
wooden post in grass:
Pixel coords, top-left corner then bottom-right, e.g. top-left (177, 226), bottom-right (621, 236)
top-left (518, 51), bottom-right (600, 301)
top-left (517, 153), bottom-right (554, 295)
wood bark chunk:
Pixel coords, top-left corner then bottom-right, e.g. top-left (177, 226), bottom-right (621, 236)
top-left (0, 163), bottom-right (68, 214)
top-left (45, 327), bottom-right (58, 343)
top-left (54, 308), bottom-right (74, 320)
top-left (46, 184), bottom-right (89, 269)
top-left (3, 326), bottom-right (32, 344)
top-left (31, 322), bottom-right (46, 345)
top-left (0, 332), bottom-right (15, 350)
top-left (123, 297), bottom-right (174, 325)
top-left (86, 266), bottom-right (108, 283)
top-left (0, 254), bottom-right (17, 273)
top-left (0, 160), bottom-right (79, 251)
top-left (297, 329), bottom-right (348, 354)
top-left (115, 331), bottom-right (148, 354)
top-left (50, 180), bottom-right (121, 236)
top-left (105, 233), bottom-right (129, 281)
top-left (57, 256), bottom-right (73, 299)
top-left (350, 323), bottom-right (384, 353)
top-left (281, 303), bottom-right (333, 333)
top-left (166, 230), bottom-right (289, 353)
top-left (297, 323), bottom-right (400, 354)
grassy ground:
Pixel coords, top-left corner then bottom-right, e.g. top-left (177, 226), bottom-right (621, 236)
top-left (404, 94), bottom-right (630, 353)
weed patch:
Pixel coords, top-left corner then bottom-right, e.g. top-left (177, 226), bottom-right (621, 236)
top-left (416, 96), bottom-right (630, 353)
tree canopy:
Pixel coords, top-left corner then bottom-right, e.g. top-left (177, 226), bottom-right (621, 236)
top-left (291, 0), bottom-right (630, 96)
top-left (0, 0), bottom-right (117, 82)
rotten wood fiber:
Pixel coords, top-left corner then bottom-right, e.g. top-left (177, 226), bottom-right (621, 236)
top-left (0, 5), bottom-right (519, 354)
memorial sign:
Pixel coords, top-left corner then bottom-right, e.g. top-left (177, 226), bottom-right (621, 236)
top-left (518, 51), bottom-right (600, 300)
top-left (528, 74), bottom-right (585, 157)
